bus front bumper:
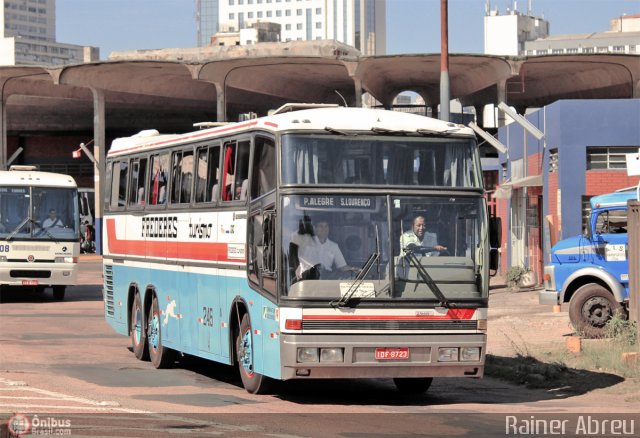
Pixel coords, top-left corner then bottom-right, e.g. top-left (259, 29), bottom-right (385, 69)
top-left (0, 263), bottom-right (78, 287)
top-left (280, 333), bottom-right (485, 380)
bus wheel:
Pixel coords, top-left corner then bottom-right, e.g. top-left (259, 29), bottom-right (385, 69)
top-left (130, 293), bottom-right (148, 361)
top-left (236, 313), bottom-right (270, 394)
top-left (569, 284), bottom-right (625, 339)
top-left (147, 295), bottom-right (176, 368)
top-left (52, 286), bottom-right (65, 301)
top-left (393, 378), bottom-right (433, 394)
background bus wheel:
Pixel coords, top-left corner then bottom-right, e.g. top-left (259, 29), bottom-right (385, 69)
top-left (147, 295), bottom-right (176, 368)
top-left (52, 286), bottom-right (65, 301)
top-left (569, 284), bottom-right (625, 339)
top-left (236, 313), bottom-right (270, 394)
top-left (393, 378), bottom-right (433, 394)
top-left (130, 293), bottom-right (148, 361)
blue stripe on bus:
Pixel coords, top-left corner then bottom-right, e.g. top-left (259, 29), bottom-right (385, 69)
top-left (104, 264), bottom-right (281, 379)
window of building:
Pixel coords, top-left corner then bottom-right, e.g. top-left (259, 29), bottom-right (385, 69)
top-left (266, 10), bottom-right (272, 17)
top-left (315, 22), bottom-right (321, 29)
top-left (612, 45), bottom-right (625, 53)
top-left (597, 46), bottom-right (608, 53)
top-left (316, 7), bottom-right (321, 14)
top-left (630, 45), bottom-right (636, 53)
top-left (549, 149), bottom-right (558, 173)
top-left (297, 8), bottom-right (302, 15)
top-left (566, 48), bottom-right (578, 54)
top-left (285, 9), bottom-right (291, 16)
top-left (587, 146), bottom-right (639, 170)
top-left (276, 10), bottom-right (281, 16)
top-left (551, 48), bottom-right (564, 54)
top-left (526, 50), bottom-right (534, 55)
top-left (583, 47), bottom-right (594, 53)
top-left (285, 23), bottom-right (291, 30)
top-left (297, 23), bottom-right (302, 30)
top-left (248, 11), bottom-right (253, 18)
top-left (229, 13), bottom-right (234, 19)
top-left (537, 49), bottom-right (547, 55)
top-left (257, 11), bottom-right (263, 18)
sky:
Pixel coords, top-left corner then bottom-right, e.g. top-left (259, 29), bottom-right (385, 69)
top-left (56, 0), bottom-right (638, 59)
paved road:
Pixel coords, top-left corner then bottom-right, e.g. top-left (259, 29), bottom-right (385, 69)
top-left (0, 258), bottom-right (637, 437)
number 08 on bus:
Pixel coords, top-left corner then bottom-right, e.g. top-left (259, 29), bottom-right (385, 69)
top-left (102, 105), bottom-right (501, 394)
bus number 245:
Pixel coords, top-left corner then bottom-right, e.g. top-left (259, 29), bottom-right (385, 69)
top-left (202, 307), bottom-right (214, 327)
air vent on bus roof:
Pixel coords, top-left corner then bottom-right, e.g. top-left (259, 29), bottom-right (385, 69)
top-left (269, 103), bottom-right (339, 116)
top-left (9, 165), bottom-right (37, 171)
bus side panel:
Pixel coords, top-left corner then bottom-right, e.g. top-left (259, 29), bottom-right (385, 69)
top-left (196, 267), bottom-right (221, 356)
top-left (257, 294), bottom-right (281, 380)
top-left (104, 263), bottom-right (131, 337)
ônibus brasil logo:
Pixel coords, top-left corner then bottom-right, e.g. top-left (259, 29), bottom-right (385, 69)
top-left (7, 413), bottom-right (30, 436)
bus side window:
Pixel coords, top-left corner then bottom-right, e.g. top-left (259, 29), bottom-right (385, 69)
top-left (251, 137), bottom-right (275, 199)
top-left (195, 145), bottom-right (221, 203)
top-left (170, 149), bottom-right (194, 205)
top-left (148, 153), bottom-right (168, 205)
top-left (109, 161), bottom-right (128, 209)
top-left (128, 157), bottom-right (148, 207)
top-left (221, 140), bottom-right (250, 202)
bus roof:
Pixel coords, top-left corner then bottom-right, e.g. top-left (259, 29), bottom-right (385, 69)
top-left (590, 190), bottom-right (636, 209)
top-left (0, 170), bottom-right (77, 188)
top-left (108, 107), bottom-right (475, 157)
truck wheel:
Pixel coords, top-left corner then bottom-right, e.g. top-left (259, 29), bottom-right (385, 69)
top-left (569, 284), bottom-right (625, 339)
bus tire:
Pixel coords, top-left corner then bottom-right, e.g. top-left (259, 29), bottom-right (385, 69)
top-left (569, 284), bottom-right (625, 339)
top-left (393, 377), bottom-right (433, 394)
top-left (236, 313), bottom-right (271, 394)
top-left (147, 294), bottom-right (176, 369)
top-left (52, 286), bottom-right (65, 301)
top-left (130, 292), bottom-right (149, 361)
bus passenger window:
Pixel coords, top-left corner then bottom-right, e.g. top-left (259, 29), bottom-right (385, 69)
top-left (170, 149), bottom-right (194, 205)
top-left (195, 145), bottom-right (220, 203)
top-left (128, 157), bottom-right (148, 206)
top-left (110, 161), bottom-right (128, 208)
top-left (221, 140), bottom-right (250, 202)
top-left (148, 153), bottom-right (169, 205)
top-left (251, 137), bottom-right (275, 199)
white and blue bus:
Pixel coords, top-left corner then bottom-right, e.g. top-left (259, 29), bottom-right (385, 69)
top-left (0, 166), bottom-right (80, 300)
top-left (103, 106), bottom-right (499, 393)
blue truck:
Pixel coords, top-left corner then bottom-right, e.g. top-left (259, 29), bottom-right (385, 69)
top-left (540, 189), bottom-right (635, 338)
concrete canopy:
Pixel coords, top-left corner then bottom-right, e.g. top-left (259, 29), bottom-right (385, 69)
top-left (0, 42), bottom-right (636, 138)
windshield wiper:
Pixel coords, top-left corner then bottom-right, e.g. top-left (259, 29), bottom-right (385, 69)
top-left (416, 128), bottom-right (461, 137)
top-left (371, 127), bottom-right (412, 136)
top-left (325, 126), bottom-right (351, 136)
top-left (402, 244), bottom-right (452, 308)
top-left (7, 217), bottom-right (58, 243)
top-left (332, 225), bottom-right (381, 308)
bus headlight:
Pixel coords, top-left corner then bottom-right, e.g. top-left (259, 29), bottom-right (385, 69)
top-left (460, 347), bottom-right (481, 362)
top-left (320, 348), bottom-right (343, 363)
top-left (55, 257), bottom-right (77, 263)
top-left (438, 347), bottom-right (459, 362)
top-left (297, 348), bottom-right (319, 363)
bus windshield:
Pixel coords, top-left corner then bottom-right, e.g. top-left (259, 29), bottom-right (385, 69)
top-left (281, 134), bottom-right (481, 188)
top-left (282, 195), bottom-right (487, 302)
top-left (0, 186), bottom-right (79, 240)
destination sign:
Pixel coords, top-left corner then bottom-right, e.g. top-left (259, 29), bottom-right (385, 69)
top-left (300, 196), bottom-right (375, 210)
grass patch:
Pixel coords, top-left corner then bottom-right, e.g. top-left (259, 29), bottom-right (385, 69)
top-left (487, 316), bottom-right (638, 392)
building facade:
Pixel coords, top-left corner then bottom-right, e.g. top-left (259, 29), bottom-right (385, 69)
top-left (0, 0), bottom-right (97, 65)
top-left (202, 0), bottom-right (385, 55)
top-left (494, 99), bottom-right (640, 282)
top-left (484, 5), bottom-right (549, 56)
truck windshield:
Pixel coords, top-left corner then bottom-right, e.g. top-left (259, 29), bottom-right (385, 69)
top-left (0, 186), bottom-right (79, 240)
top-left (281, 134), bottom-right (481, 188)
top-left (281, 195), bottom-right (487, 302)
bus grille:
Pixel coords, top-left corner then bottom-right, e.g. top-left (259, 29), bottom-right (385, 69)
top-left (10, 270), bottom-right (51, 278)
top-left (302, 320), bottom-right (478, 331)
top-left (104, 264), bottom-right (115, 317)
top-left (11, 245), bottom-right (50, 252)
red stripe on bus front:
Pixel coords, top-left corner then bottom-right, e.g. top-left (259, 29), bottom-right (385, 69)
top-left (303, 309), bottom-right (475, 320)
top-left (106, 218), bottom-right (246, 262)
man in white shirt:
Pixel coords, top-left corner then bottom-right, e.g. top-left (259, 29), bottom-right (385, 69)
top-left (42, 209), bottom-right (64, 229)
top-left (290, 216), bottom-right (357, 279)
top-left (399, 215), bottom-right (446, 255)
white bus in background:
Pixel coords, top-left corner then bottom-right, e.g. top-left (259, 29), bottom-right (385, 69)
top-left (0, 166), bottom-right (80, 300)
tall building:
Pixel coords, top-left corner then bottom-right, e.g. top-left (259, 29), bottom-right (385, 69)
top-left (484, 1), bottom-right (549, 56)
top-left (199, 0), bottom-right (386, 55)
top-left (0, 0), bottom-right (98, 66)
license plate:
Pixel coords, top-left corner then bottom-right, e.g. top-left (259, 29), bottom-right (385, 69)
top-left (375, 347), bottom-right (410, 360)
top-left (22, 280), bottom-right (39, 286)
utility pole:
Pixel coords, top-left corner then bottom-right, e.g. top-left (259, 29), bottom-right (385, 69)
top-left (440, 0), bottom-right (450, 121)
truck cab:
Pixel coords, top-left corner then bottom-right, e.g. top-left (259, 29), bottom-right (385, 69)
top-left (540, 190), bottom-right (634, 338)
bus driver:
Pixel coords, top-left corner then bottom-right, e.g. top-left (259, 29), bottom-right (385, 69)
top-left (400, 215), bottom-right (446, 256)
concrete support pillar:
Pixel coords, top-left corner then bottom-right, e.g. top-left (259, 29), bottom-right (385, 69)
top-left (0, 95), bottom-right (6, 170)
top-left (91, 87), bottom-right (106, 254)
top-left (352, 77), bottom-right (362, 108)
top-left (474, 105), bottom-right (484, 128)
top-left (496, 81), bottom-right (507, 128)
top-left (215, 82), bottom-right (226, 122)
